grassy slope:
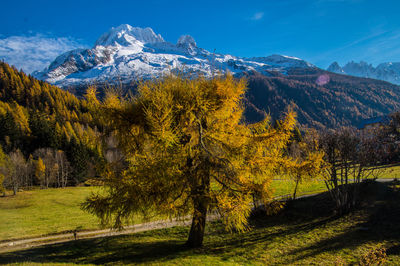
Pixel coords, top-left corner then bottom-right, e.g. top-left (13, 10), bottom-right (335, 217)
top-left (0, 187), bottom-right (101, 241)
top-left (0, 179), bottom-right (327, 242)
top-left (1, 165), bottom-right (399, 242)
top-left (1, 181), bottom-right (400, 265)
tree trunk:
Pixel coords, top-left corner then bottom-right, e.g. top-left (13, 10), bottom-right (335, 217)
top-left (293, 175), bottom-right (300, 199)
top-left (186, 196), bottom-right (208, 248)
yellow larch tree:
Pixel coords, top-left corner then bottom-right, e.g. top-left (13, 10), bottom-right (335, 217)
top-left (83, 74), bottom-right (299, 247)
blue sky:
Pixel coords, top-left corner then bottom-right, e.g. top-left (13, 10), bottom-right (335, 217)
top-left (1, 0), bottom-right (400, 73)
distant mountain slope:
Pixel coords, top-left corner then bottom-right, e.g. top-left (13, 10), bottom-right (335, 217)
top-left (244, 69), bottom-right (400, 129)
top-left (33, 24), bottom-right (315, 87)
top-left (64, 67), bottom-right (400, 130)
top-left (327, 61), bottom-right (400, 85)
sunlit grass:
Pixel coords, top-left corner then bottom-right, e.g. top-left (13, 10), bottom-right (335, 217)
top-left (1, 164), bottom-right (398, 242)
top-left (377, 164), bottom-right (400, 179)
top-left (1, 181), bottom-right (399, 265)
top-left (272, 178), bottom-right (326, 198)
top-left (0, 187), bottom-right (101, 241)
top-left (0, 180), bottom-right (325, 241)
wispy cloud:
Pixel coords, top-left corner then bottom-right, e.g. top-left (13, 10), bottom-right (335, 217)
top-left (308, 26), bottom-right (400, 67)
top-left (0, 34), bottom-right (86, 74)
top-left (251, 12), bottom-right (264, 21)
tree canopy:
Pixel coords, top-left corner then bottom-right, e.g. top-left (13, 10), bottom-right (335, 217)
top-left (83, 74), bottom-right (304, 247)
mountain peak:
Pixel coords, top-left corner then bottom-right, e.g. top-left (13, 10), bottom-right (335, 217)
top-left (250, 54), bottom-right (314, 68)
top-left (327, 62), bottom-right (344, 73)
top-left (177, 35), bottom-right (197, 48)
top-left (176, 35), bottom-right (197, 55)
top-left (327, 60), bottom-right (400, 85)
top-left (94, 24), bottom-right (164, 47)
top-left (35, 25), bottom-right (315, 87)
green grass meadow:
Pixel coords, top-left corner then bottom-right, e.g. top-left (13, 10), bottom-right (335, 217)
top-left (0, 187), bottom-right (101, 241)
top-left (1, 181), bottom-right (400, 265)
top-left (0, 178), bottom-right (328, 242)
top-left (1, 165), bottom-right (399, 242)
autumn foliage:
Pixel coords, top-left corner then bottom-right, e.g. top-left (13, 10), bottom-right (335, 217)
top-left (0, 62), bottom-right (104, 187)
top-left (82, 74), bottom-right (312, 247)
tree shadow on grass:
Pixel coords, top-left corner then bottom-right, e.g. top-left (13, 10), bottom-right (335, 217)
top-left (0, 192), bottom-right (339, 265)
top-left (280, 181), bottom-right (400, 264)
top-left (198, 181), bottom-right (400, 263)
top-left (2, 182), bottom-right (396, 265)
top-left (282, 227), bottom-right (378, 263)
top-left (198, 214), bottom-right (340, 263)
top-left (0, 230), bottom-right (192, 265)
top-left (0, 203), bottom-right (339, 265)
top-left (193, 192), bottom-right (340, 262)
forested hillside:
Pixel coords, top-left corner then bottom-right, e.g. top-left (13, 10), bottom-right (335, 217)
top-left (244, 69), bottom-right (400, 129)
top-left (0, 62), bottom-right (104, 188)
top-left (2, 59), bottom-right (400, 191)
top-left (64, 68), bottom-right (400, 130)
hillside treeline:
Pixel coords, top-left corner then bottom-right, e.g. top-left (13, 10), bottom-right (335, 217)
top-left (0, 62), bottom-right (104, 189)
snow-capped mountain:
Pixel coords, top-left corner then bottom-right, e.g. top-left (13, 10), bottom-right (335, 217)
top-left (34, 24), bottom-right (315, 87)
top-left (326, 62), bottom-right (344, 74)
top-left (327, 61), bottom-right (400, 85)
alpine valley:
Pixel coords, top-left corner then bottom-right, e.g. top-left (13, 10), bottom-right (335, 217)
top-left (34, 24), bottom-right (400, 129)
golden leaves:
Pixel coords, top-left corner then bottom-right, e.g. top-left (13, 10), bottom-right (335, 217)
top-left (86, 73), bottom-right (307, 234)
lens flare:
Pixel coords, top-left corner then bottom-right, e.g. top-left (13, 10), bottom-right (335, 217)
top-left (316, 74), bottom-right (330, 86)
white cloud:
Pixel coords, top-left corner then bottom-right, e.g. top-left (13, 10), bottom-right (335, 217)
top-left (251, 12), bottom-right (264, 21)
top-left (0, 34), bottom-right (86, 74)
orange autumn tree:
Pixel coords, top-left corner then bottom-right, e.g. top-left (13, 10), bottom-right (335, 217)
top-left (83, 74), bottom-right (297, 247)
